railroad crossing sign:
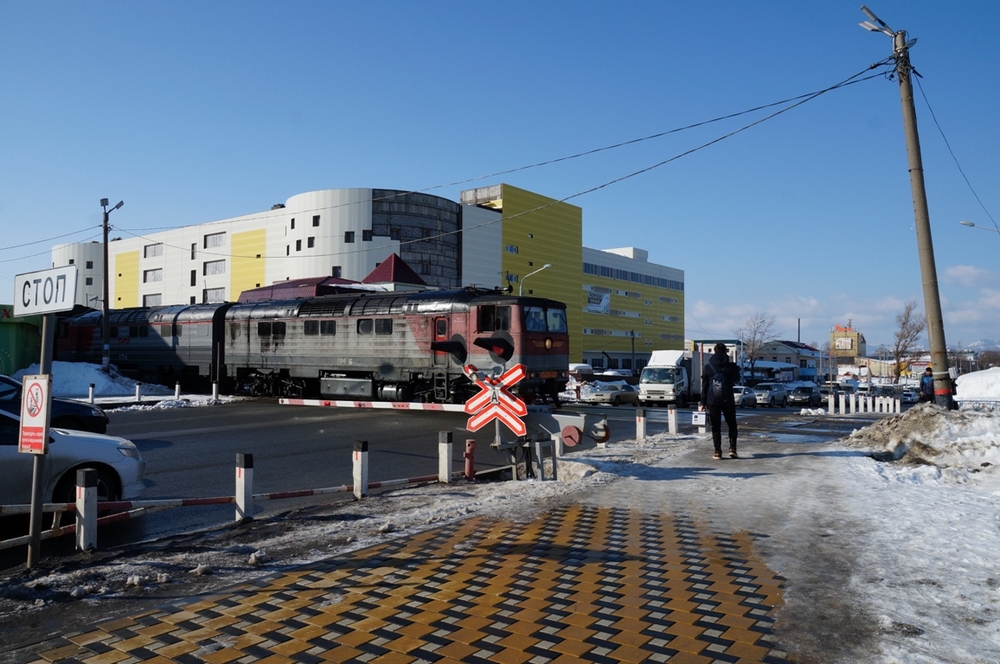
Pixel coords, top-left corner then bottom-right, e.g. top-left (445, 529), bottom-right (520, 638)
top-left (463, 364), bottom-right (528, 436)
top-left (19, 374), bottom-right (51, 454)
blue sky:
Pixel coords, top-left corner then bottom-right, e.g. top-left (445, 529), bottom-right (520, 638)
top-left (2, 1), bottom-right (999, 352)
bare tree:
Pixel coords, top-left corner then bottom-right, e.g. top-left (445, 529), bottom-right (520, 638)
top-left (892, 301), bottom-right (926, 383)
top-left (979, 350), bottom-right (1000, 369)
top-left (734, 313), bottom-right (779, 383)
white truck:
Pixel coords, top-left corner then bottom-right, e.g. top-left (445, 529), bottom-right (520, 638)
top-left (638, 349), bottom-right (707, 408)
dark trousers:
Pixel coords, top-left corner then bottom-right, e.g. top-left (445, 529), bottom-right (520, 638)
top-left (707, 401), bottom-right (738, 453)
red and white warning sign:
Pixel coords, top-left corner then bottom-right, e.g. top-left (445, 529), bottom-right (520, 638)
top-left (463, 364), bottom-right (528, 437)
top-left (19, 374), bottom-right (51, 455)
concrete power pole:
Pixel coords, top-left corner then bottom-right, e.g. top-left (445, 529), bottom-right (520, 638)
top-left (861, 7), bottom-right (954, 408)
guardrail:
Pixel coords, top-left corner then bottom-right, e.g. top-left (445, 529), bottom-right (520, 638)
top-left (0, 432), bottom-right (484, 556)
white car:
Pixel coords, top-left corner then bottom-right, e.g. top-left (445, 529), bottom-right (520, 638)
top-left (582, 383), bottom-right (639, 407)
top-left (733, 386), bottom-right (757, 408)
top-left (0, 409), bottom-right (145, 507)
top-left (754, 383), bottom-right (789, 407)
top-left (901, 390), bottom-right (919, 404)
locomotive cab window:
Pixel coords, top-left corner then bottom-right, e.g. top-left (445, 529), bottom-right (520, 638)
top-left (524, 307), bottom-right (547, 332)
top-left (375, 319), bottom-right (392, 335)
top-left (478, 305), bottom-right (511, 332)
top-left (547, 308), bottom-right (568, 334)
top-left (357, 319), bottom-right (373, 335)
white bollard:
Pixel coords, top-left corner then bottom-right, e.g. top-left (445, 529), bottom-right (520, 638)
top-left (75, 469), bottom-right (98, 552)
top-left (668, 406), bottom-right (678, 435)
top-left (438, 431), bottom-right (452, 483)
top-left (175, 382), bottom-right (181, 399)
top-left (353, 440), bottom-right (369, 499)
top-left (212, 382), bottom-right (219, 400)
top-left (828, 393), bottom-right (835, 414)
top-left (235, 453), bottom-right (254, 521)
top-left (88, 383), bottom-right (95, 404)
top-left (636, 408), bottom-right (646, 442)
top-left (134, 384), bottom-right (141, 403)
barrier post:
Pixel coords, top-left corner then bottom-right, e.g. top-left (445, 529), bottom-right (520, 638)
top-left (848, 393), bottom-right (855, 414)
top-left (828, 393), bottom-right (835, 414)
top-left (236, 453), bottom-right (254, 521)
top-left (88, 383), bottom-right (95, 404)
top-left (175, 382), bottom-right (181, 399)
top-left (134, 384), bottom-right (141, 403)
top-left (668, 406), bottom-right (677, 435)
top-left (896, 398), bottom-right (902, 414)
top-left (75, 469), bottom-right (97, 552)
top-left (464, 439), bottom-right (476, 481)
top-left (212, 382), bottom-right (219, 400)
top-left (636, 408), bottom-right (646, 441)
top-left (353, 440), bottom-right (369, 499)
top-left (438, 431), bottom-right (452, 483)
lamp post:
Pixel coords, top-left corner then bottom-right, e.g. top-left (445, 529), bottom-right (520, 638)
top-left (519, 263), bottom-right (551, 296)
top-left (101, 198), bottom-right (124, 373)
top-left (859, 6), bottom-right (953, 408)
top-left (959, 220), bottom-right (1000, 235)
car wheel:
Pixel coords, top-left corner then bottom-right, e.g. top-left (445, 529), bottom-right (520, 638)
top-left (54, 466), bottom-right (121, 505)
top-left (768, 397), bottom-right (774, 407)
top-left (611, 396), bottom-right (620, 407)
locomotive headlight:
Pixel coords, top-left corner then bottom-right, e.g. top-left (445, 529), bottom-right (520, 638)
top-left (544, 337), bottom-right (553, 350)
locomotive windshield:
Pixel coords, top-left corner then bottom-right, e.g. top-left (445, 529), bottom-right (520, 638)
top-left (524, 306), bottom-right (568, 333)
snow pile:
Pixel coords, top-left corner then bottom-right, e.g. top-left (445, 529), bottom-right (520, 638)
top-left (955, 366), bottom-right (1000, 403)
top-left (13, 361), bottom-right (173, 397)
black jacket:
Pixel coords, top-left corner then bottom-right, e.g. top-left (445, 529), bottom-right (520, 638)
top-left (701, 351), bottom-right (738, 407)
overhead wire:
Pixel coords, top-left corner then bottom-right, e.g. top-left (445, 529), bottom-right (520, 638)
top-left (109, 62), bottom-right (895, 263)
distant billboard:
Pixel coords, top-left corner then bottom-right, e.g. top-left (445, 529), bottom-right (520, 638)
top-left (586, 292), bottom-right (610, 315)
top-left (835, 337), bottom-right (854, 350)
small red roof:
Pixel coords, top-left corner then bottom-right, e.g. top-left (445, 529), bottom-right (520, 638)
top-left (362, 253), bottom-right (427, 285)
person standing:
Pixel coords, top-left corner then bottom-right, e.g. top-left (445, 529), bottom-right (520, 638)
top-left (699, 343), bottom-right (741, 459)
top-left (919, 367), bottom-right (934, 403)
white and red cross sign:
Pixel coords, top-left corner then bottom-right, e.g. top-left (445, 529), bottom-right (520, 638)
top-left (463, 364), bottom-right (528, 436)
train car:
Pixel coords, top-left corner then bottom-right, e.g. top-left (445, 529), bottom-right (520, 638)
top-left (223, 288), bottom-right (570, 403)
top-left (55, 288), bottom-right (570, 404)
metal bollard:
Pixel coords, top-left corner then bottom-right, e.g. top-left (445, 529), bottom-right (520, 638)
top-left (668, 406), bottom-right (677, 435)
top-left (175, 382), bottom-right (181, 399)
top-left (236, 453), bottom-right (254, 521)
top-left (636, 408), bottom-right (646, 441)
top-left (88, 383), bottom-right (95, 404)
top-left (464, 439), bottom-right (476, 481)
top-left (212, 382), bottom-right (219, 400)
top-left (353, 440), bottom-right (369, 499)
top-left (76, 469), bottom-right (98, 552)
top-left (438, 431), bottom-right (452, 484)
top-left (134, 384), bottom-right (141, 403)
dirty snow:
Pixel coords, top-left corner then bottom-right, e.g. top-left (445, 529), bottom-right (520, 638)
top-left (2, 363), bottom-right (1000, 662)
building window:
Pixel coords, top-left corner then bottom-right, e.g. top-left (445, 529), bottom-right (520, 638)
top-left (190, 296), bottom-right (196, 305)
top-left (363, 229), bottom-right (373, 241)
top-left (204, 232), bottom-right (226, 249)
top-left (85, 277), bottom-right (93, 286)
top-left (286, 245), bottom-right (290, 256)
top-left (191, 243), bottom-right (197, 260)
top-left (85, 260), bottom-right (93, 269)
top-left (312, 215), bottom-right (320, 227)
top-left (296, 239), bottom-right (302, 251)
top-left (143, 293), bottom-right (162, 307)
top-left (332, 266), bottom-right (342, 278)
top-left (290, 218), bottom-right (295, 229)
top-left (203, 287), bottom-right (225, 303)
top-left (144, 243), bottom-right (163, 258)
top-left (143, 268), bottom-right (163, 283)
top-left (68, 259), bottom-right (74, 264)
top-left (505, 244), bottom-right (519, 254)
top-left (190, 270), bottom-right (197, 287)
top-left (203, 260), bottom-right (225, 276)
top-left (389, 227), bottom-right (400, 240)
top-left (345, 231), bottom-right (355, 243)
top-left (307, 236), bottom-right (315, 248)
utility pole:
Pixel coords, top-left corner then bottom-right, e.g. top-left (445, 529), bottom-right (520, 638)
top-left (860, 7), bottom-right (954, 407)
top-left (100, 198), bottom-right (124, 373)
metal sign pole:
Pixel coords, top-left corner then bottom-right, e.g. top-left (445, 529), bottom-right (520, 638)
top-left (26, 313), bottom-right (56, 568)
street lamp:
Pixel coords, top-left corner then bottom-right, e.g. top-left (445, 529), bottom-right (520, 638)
top-left (101, 198), bottom-right (124, 373)
top-left (959, 220), bottom-right (1000, 235)
top-left (519, 263), bottom-right (551, 296)
top-left (859, 6), bottom-right (954, 408)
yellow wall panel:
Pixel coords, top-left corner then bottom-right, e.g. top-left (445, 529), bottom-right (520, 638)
top-left (231, 229), bottom-right (267, 298)
top-left (114, 251), bottom-right (140, 308)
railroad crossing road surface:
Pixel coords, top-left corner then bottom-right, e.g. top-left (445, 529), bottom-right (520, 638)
top-left (4, 414), bottom-right (883, 663)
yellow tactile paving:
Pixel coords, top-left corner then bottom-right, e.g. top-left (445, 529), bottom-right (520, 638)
top-left (30, 505), bottom-right (791, 663)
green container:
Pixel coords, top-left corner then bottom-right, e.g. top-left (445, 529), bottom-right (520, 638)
top-left (0, 305), bottom-right (42, 375)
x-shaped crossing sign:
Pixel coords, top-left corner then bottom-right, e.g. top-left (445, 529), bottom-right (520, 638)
top-left (463, 363), bottom-right (528, 436)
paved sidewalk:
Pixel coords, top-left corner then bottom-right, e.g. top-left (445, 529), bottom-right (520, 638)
top-left (30, 502), bottom-right (790, 663)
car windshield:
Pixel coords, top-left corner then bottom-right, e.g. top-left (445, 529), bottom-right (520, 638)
top-left (793, 388), bottom-right (811, 394)
top-left (757, 384), bottom-right (774, 391)
top-left (640, 368), bottom-right (677, 383)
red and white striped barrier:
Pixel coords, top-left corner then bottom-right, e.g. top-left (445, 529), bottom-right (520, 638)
top-left (279, 398), bottom-right (465, 412)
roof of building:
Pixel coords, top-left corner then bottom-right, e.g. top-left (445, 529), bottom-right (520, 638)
top-left (361, 253), bottom-right (427, 286)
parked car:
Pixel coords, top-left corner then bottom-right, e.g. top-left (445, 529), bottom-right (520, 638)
top-left (583, 383), bottom-right (639, 407)
top-left (733, 386), bottom-right (757, 408)
top-left (0, 374), bottom-right (109, 433)
top-left (901, 390), bottom-right (919, 404)
top-left (754, 382), bottom-right (789, 407)
top-left (0, 409), bottom-right (145, 507)
top-left (788, 385), bottom-right (822, 407)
